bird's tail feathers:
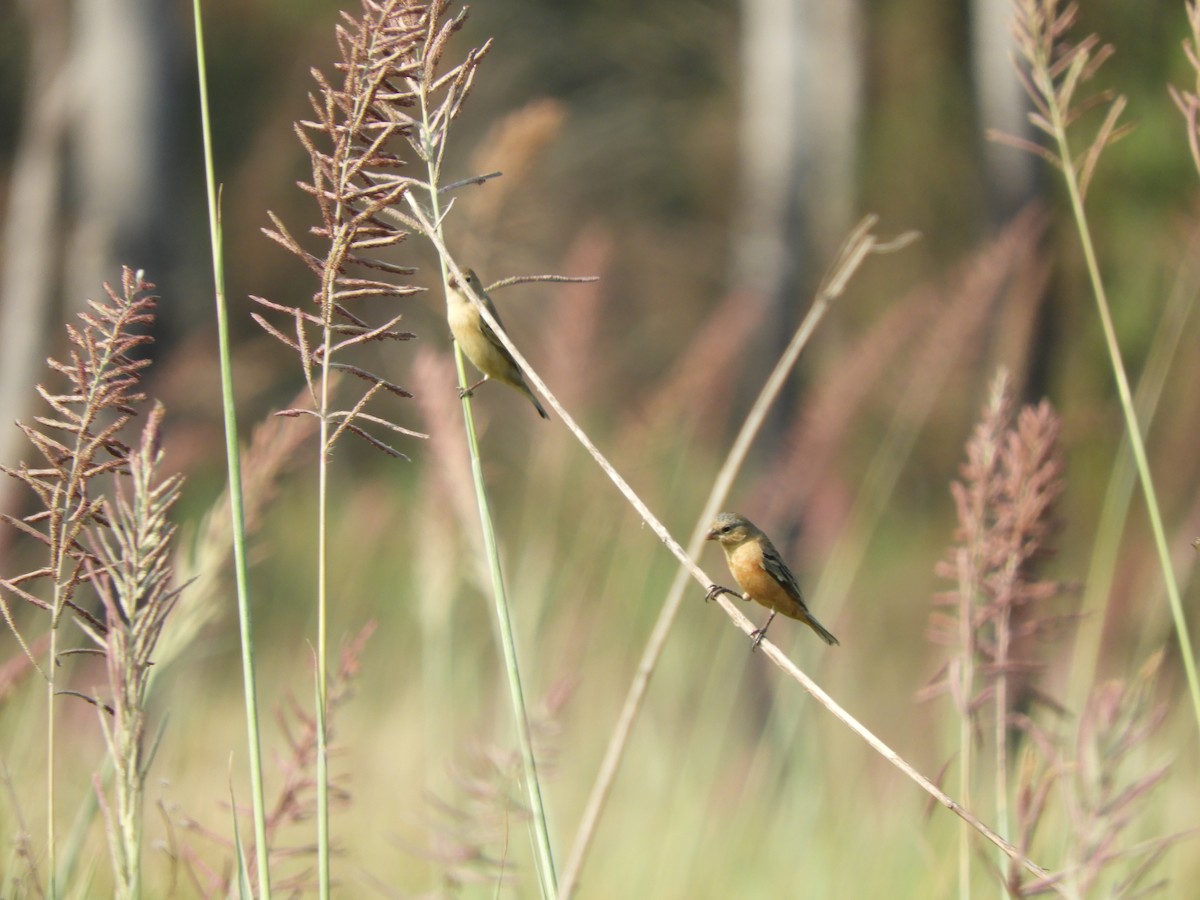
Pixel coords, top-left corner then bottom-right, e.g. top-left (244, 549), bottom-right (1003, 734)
top-left (526, 387), bottom-right (550, 420)
top-left (808, 615), bottom-right (840, 646)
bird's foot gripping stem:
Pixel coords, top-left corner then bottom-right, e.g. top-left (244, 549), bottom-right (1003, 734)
top-left (749, 611), bottom-right (777, 652)
top-left (705, 584), bottom-right (737, 603)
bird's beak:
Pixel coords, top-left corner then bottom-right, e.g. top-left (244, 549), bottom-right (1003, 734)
top-left (705, 529), bottom-right (718, 542)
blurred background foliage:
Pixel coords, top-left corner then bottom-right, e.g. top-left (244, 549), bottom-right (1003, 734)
top-left (0, 0), bottom-right (1197, 896)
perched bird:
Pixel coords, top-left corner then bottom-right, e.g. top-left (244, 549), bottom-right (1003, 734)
top-left (705, 512), bottom-right (839, 649)
top-left (446, 269), bottom-right (549, 419)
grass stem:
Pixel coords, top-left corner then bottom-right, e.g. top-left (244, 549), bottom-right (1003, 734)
top-left (192, 2), bottom-right (272, 895)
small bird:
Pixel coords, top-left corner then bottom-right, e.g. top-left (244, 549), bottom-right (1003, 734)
top-left (705, 512), bottom-right (839, 649)
top-left (446, 269), bottom-right (549, 419)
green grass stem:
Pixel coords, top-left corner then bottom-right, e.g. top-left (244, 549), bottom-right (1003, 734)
top-left (191, 2), bottom-right (272, 895)
top-left (419, 100), bottom-right (559, 896)
top-left (1045, 98), bottom-right (1200, 743)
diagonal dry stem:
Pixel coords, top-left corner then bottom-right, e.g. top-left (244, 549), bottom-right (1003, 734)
top-left (556, 217), bottom-right (916, 897)
top-left (405, 204), bottom-right (1055, 893)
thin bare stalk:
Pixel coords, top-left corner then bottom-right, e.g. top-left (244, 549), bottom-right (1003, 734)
top-left (409, 211), bottom-right (1058, 892)
top-left (812, 211), bottom-right (1045, 633)
top-left (192, 3), bottom-right (272, 896)
top-left (783, 629), bottom-right (1057, 885)
top-left (556, 217), bottom-right (913, 898)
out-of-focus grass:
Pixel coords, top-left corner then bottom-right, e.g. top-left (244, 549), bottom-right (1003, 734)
top-left (3, 218), bottom-right (1198, 892)
top-left (36, 281), bottom-right (1192, 895)
top-left (2, 2), bottom-right (1200, 896)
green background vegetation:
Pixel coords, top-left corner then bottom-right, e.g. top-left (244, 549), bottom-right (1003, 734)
top-left (0, 1), bottom-right (1197, 896)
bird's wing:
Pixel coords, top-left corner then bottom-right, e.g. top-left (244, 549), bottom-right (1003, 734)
top-left (759, 541), bottom-right (804, 601)
top-left (478, 295), bottom-right (509, 350)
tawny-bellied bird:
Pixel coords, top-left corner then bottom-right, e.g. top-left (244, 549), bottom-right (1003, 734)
top-left (446, 269), bottom-right (549, 419)
top-left (705, 512), bottom-right (839, 649)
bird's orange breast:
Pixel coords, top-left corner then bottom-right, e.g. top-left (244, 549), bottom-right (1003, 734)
top-left (728, 543), bottom-right (805, 619)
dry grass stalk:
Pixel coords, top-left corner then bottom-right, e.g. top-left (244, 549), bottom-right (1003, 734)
top-left (925, 368), bottom-right (1176, 895)
top-left (1057, 653), bottom-right (1173, 897)
top-left (924, 369), bottom-right (1070, 722)
top-left (0, 266), bottom-right (165, 896)
top-left (1171, 1), bottom-right (1200, 175)
top-left (1009, 653), bottom-right (1175, 897)
top-left (923, 367), bottom-right (1072, 891)
top-left (403, 682), bottom-right (572, 895)
top-left (84, 402), bottom-right (183, 897)
top-left (253, 0), bottom-right (436, 458)
top-left (996, 0), bottom-right (1132, 200)
top-left (0, 268), bottom-right (158, 658)
top-left (177, 623), bottom-right (377, 896)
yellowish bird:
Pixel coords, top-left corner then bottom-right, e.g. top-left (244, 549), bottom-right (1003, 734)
top-left (446, 269), bottom-right (549, 420)
top-left (705, 512), bottom-right (839, 648)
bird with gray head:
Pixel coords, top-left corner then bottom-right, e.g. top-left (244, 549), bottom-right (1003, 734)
top-left (706, 512), bottom-right (839, 648)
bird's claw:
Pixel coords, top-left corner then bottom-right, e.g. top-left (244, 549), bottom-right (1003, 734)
top-left (457, 386), bottom-right (475, 400)
top-left (749, 611), bottom-right (775, 651)
top-left (705, 583), bottom-right (734, 603)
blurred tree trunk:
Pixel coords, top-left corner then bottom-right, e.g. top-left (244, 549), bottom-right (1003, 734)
top-left (1, 0), bottom-right (179, 494)
top-left (733, 0), bottom-right (862, 288)
top-left (0, 0), bottom-right (71, 497)
top-left (731, 0), bottom-right (863, 424)
top-left (969, 0), bottom-right (1038, 222)
top-left (67, 0), bottom-right (179, 314)
top-left (969, 0), bottom-right (1049, 403)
